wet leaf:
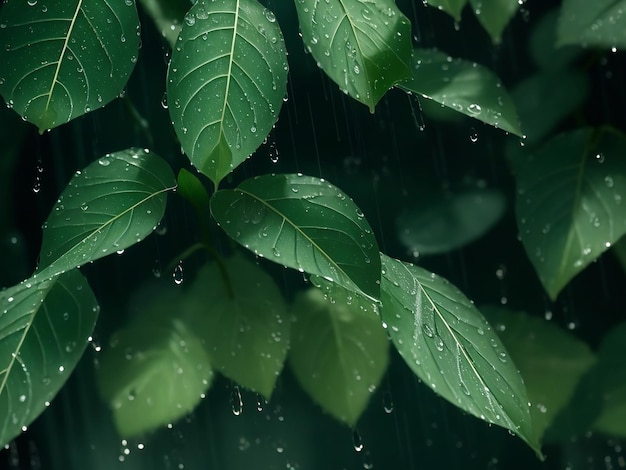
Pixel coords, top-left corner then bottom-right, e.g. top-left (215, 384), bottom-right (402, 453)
top-left (424, 0), bottom-right (467, 21)
top-left (0, 0), bottom-right (140, 132)
top-left (210, 174), bottom-right (381, 300)
top-left (97, 299), bottom-right (213, 438)
top-left (294, 0), bottom-right (412, 112)
top-left (397, 188), bottom-right (506, 255)
top-left (529, 9), bottom-right (583, 71)
top-left (183, 255), bottom-right (289, 398)
top-left (0, 269), bottom-right (99, 448)
top-left (557, 0), bottom-right (626, 50)
top-left (289, 282), bottom-right (389, 426)
top-left (398, 49), bottom-right (521, 136)
top-left (379, 254), bottom-right (540, 454)
top-left (36, 148), bottom-right (176, 279)
top-left (482, 305), bottom-right (596, 442)
top-left (513, 128), bottom-right (626, 300)
top-left (167, 0), bottom-right (288, 187)
top-left (468, 0), bottom-right (520, 43)
top-left (138, 0), bottom-right (191, 46)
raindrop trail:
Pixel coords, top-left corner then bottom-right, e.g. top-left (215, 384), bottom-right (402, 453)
top-left (306, 93), bottom-right (323, 177)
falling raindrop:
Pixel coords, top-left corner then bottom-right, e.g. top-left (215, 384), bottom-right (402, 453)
top-left (172, 261), bottom-right (184, 285)
top-left (231, 385), bottom-right (243, 415)
top-left (352, 429), bottom-right (364, 452)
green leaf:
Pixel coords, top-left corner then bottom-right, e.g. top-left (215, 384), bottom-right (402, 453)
top-left (481, 305), bottom-right (596, 442)
top-left (397, 187), bottom-right (506, 255)
top-left (557, 0), bottom-right (626, 50)
top-left (514, 128), bottom-right (626, 300)
top-left (398, 49), bottom-right (521, 136)
top-left (290, 282), bottom-right (389, 426)
top-left (183, 255), bottom-right (289, 398)
top-left (511, 71), bottom-right (588, 145)
top-left (167, 0), bottom-right (288, 187)
top-left (379, 254), bottom-right (540, 454)
top-left (0, 0), bottom-right (140, 132)
top-left (36, 148), bottom-right (176, 279)
top-left (97, 287), bottom-right (213, 438)
top-left (138, 0), bottom-right (191, 46)
top-left (468, 0), bottom-right (520, 43)
top-left (294, 0), bottom-right (412, 112)
top-left (529, 9), bottom-right (583, 71)
top-left (177, 167), bottom-right (210, 212)
top-left (0, 269), bottom-right (99, 447)
top-left (210, 174), bottom-right (381, 300)
top-left (424, 0), bottom-right (468, 21)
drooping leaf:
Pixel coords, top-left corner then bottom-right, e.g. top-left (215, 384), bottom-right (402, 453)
top-left (210, 174), bottom-right (381, 300)
top-left (557, 0), bottom-right (626, 50)
top-left (468, 0), bottom-right (520, 43)
top-left (0, 0), bottom-right (140, 132)
top-left (397, 187), bottom-right (506, 255)
top-left (424, 0), bottom-right (468, 22)
top-left (513, 128), bottom-right (626, 300)
top-left (0, 269), bottom-right (99, 447)
top-left (529, 9), bottom-right (583, 71)
top-left (482, 305), bottom-right (596, 442)
top-left (167, 0), bottom-right (288, 187)
top-left (398, 49), bottom-right (521, 136)
top-left (138, 0), bottom-right (191, 46)
top-left (294, 0), bottom-right (412, 112)
top-left (290, 282), bottom-right (389, 426)
top-left (97, 287), bottom-right (213, 438)
top-left (183, 255), bottom-right (289, 398)
top-left (379, 254), bottom-right (540, 454)
top-left (36, 148), bottom-right (176, 279)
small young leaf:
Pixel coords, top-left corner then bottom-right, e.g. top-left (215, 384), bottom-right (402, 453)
top-left (482, 305), bottom-right (596, 442)
top-left (294, 0), bottom-right (412, 112)
top-left (0, 0), bottom-right (140, 132)
top-left (210, 174), bottom-right (381, 300)
top-left (290, 283), bottom-right (389, 426)
top-left (468, 0), bottom-right (520, 43)
top-left (167, 0), bottom-right (288, 187)
top-left (138, 0), bottom-right (191, 46)
top-left (424, 0), bottom-right (468, 22)
top-left (97, 288), bottom-right (213, 438)
top-left (183, 255), bottom-right (289, 398)
top-left (513, 128), bottom-right (626, 300)
top-left (177, 167), bottom-right (210, 212)
top-left (398, 49), bottom-right (521, 136)
top-left (379, 254), bottom-right (540, 454)
top-left (36, 148), bottom-right (176, 279)
top-left (0, 269), bottom-right (99, 448)
top-left (557, 0), bottom-right (626, 50)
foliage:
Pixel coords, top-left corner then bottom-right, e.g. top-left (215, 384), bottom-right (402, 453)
top-left (0, 0), bottom-right (625, 465)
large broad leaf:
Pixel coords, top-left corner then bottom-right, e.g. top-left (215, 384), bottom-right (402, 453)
top-left (397, 187), bottom-right (506, 255)
top-left (379, 254), bottom-right (540, 454)
top-left (167, 0), bottom-right (288, 187)
top-left (398, 49), bottom-right (521, 136)
top-left (424, 0), bottom-right (468, 22)
top-left (0, 0), bottom-right (140, 132)
top-left (138, 0), bottom-right (191, 46)
top-left (468, 0), bottom-right (520, 43)
top-left (557, 0), bottom-right (626, 50)
top-left (482, 306), bottom-right (596, 442)
top-left (294, 0), bottom-right (412, 112)
top-left (97, 285), bottom-right (213, 437)
top-left (210, 174), bottom-right (381, 300)
top-left (0, 269), bottom-right (99, 447)
top-left (290, 282), bottom-right (389, 426)
top-left (183, 255), bottom-right (289, 398)
top-left (513, 128), bottom-right (626, 300)
top-left (36, 148), bottom-right (176, 279)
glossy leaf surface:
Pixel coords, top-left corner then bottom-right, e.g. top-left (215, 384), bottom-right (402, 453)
top-left (294, 0), bottom-right (412, 112)
top-left (37, 148), bottom-right (176, 279)
top-left (468, 0), bottom-right (520, 43)
top-left (0, 269), bottom-right (98, 447)
top-left (482, 306), bottom-right (596, 442)
top-left (210, 174), bottom-right (381, 300)
top-left (290, 283), bottom-right (389, 426)
top-left (0, 0), bottom-right (140, 132)
top-left (184, 255), bottom-right (289, 398)
top-left (425, 0), bottom-right (467, 21)
top-left (557, 0), bottom-right (626, 50)
top-left (398, 49), bottom-right (521, 136)
top-left (167, 0), bottom-right (288, 187)
top-left (380, 254), bottom-right (539, 453)
top-left (514, 128), bottom-right (626, 299)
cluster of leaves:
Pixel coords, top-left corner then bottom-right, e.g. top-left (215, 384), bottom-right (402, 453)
top-left (0, 0), bottom-right (625, 461)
